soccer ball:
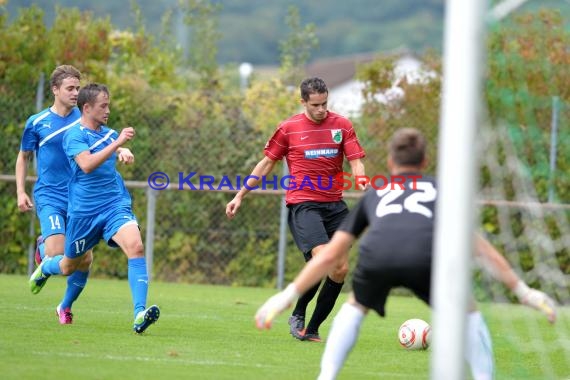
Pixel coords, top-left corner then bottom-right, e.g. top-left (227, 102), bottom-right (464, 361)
top-left (398, 318), bottom-right (431, 350)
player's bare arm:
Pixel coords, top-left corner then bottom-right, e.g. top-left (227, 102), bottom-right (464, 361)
top-left (15, 150), bottom-right (34, 211)
top-left (75, 128), bottom-right (135, 174)
top-left (475, 233), bottom-right (557, 323)
top-left (349, 158), bottom-right (366, 190)
top-left (474, 234), bottom-right (519, 288)
top-left (226, 156), bottom-right (277, 219)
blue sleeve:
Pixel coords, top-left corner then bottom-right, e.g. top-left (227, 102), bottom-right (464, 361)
top-left (63, 127), bottom-right (89, 159)
top-left (20, 117), bottom-right (38, 152)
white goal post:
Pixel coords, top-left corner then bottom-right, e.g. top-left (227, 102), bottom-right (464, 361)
top-left (430, 0), bottom-right (486, 379)
top-left (431, 1), bottom-right (541, 379)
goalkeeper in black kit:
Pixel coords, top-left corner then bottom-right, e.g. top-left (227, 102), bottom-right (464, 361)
top-left (255, 127), bottom-right (557, 380)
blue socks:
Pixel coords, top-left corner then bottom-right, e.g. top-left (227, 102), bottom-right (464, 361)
top-left (128, 257), bottom-right (149, 317)
top-left (42, 255), bottom-right (149, 318)
top-left (60, 270), bottom-right (89, 310)
top-left (42, 255), bottom-right (64, 275)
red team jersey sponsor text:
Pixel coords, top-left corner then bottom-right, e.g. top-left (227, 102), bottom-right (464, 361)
top-left (264, 111), bottom-right (365, 204)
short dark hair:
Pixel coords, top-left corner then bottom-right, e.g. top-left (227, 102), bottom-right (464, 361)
top-left (49, 65), bottom-right (81, 89)
top-left (389, 128), bottom-right (426, 166)
top-left (77, 83), bottom-right (109, 113)
top-left (300, 77), bottom-right (328, 101)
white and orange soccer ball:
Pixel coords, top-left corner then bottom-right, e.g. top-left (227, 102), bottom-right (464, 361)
top-left (398, 318), bottom-right (432, 350)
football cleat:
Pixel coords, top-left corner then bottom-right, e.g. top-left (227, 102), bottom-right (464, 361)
top-left (29, 260), bottom-right (49, 294)
top-left (301, 330), bottom-right (323, 343)
top-left (133, 305), bottom-right (160, 334)
top-left (288, 314), bottom-right (305, 340)
top-left (56, 304), bottom-right (73, 325)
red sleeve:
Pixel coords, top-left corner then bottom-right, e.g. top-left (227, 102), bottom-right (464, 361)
top-left (343, 122), bottom-right (366, 160)
top-left (264, 125), bottom-right (288, 160)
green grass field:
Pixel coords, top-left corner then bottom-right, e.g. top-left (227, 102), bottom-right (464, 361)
top-left (1, 274), bottom-right (568, 380)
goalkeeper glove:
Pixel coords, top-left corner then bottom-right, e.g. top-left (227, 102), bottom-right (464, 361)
top-left (514, 281), bottom-right (557, 323)
top-left (255, 283), bottom-right (300, 330)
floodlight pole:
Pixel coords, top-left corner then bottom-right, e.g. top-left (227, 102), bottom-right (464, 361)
top-left (488, 0), bottom-right (530, 21)
top-left (239, 62), bottom-right (253, 92)
top-left (28, 72), bottom-right (45, 275)
top-left (430, 0), bottom-right (486, 379)
top-left (276, 163), bottom-right (289, 289)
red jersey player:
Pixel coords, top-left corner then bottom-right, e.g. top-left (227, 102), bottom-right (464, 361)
top-left (226, 77), bottom-right (366, 342)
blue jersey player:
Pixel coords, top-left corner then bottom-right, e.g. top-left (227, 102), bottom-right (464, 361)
top-left (29, 83), bottom-right (160, 334)
top-left (16, 65), bottom-right (94, 325)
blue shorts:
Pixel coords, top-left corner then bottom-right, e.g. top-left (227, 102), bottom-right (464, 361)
top-left (36, 203), bottom-right (67, 238)
top-left (65, 206), bottom-right (139, 258)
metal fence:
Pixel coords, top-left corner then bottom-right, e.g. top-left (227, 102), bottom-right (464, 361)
top-left (0, 76), bottom-right (371, 286)
top-left (1, 58), bottom-right (568, 295)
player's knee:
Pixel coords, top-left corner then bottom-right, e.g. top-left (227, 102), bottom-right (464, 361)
top-left (124, 240), bottom-right (144, 258)
top-left (330, 262), bottom-right (349, 281)
top-left (79, 252), bottom-right (93, 271)
top-left (60, 259), bottom-right (79, 276)
top-left (339, 266), bottom-right (349, 279)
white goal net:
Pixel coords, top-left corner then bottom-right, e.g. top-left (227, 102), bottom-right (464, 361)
top-left (476, 124), bottom-right (570, 379)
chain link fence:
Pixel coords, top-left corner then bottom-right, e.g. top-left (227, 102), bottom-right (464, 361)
top-left (1, 73), bottom-right (566, 290)
top-left (0, 82), bottom-right (569, 286)
top-left (0, 72), bottom-right (372, 287)
top-left (0, 7), bottom-right (568, 296)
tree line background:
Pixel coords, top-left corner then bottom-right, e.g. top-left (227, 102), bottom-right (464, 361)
top-left (7, 0), bottom-right (570, 65)
top-left (6, 0), bottom-right (446, 65)
top-left (0, 2), bottom-right (568, 304)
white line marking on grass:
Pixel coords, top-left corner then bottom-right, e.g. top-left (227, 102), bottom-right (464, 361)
top-left (29, 351), bottom-right (423, 377)
top-left (30, 350), bottom-right (278, 368)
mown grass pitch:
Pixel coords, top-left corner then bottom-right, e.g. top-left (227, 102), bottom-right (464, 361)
top-left (1, 274), bottom-right (567, 380)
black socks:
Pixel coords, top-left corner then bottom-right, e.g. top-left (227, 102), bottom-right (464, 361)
top-left (306, 277), bottom-right (343, 334)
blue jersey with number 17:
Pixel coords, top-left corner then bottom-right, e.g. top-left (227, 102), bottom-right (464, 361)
top-left (19, 107), bottom-right (81, 208)
top-left (63, 124), bottom-right (131, 217)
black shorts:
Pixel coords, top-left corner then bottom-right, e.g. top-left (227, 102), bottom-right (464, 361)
top-left (287, 201), bottom-right (348, 261)
top-left (352, 262), bottom-right (431, 317)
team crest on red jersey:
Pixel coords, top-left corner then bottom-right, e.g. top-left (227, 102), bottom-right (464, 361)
top-left (331, 129), bottom-right (342, 143)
